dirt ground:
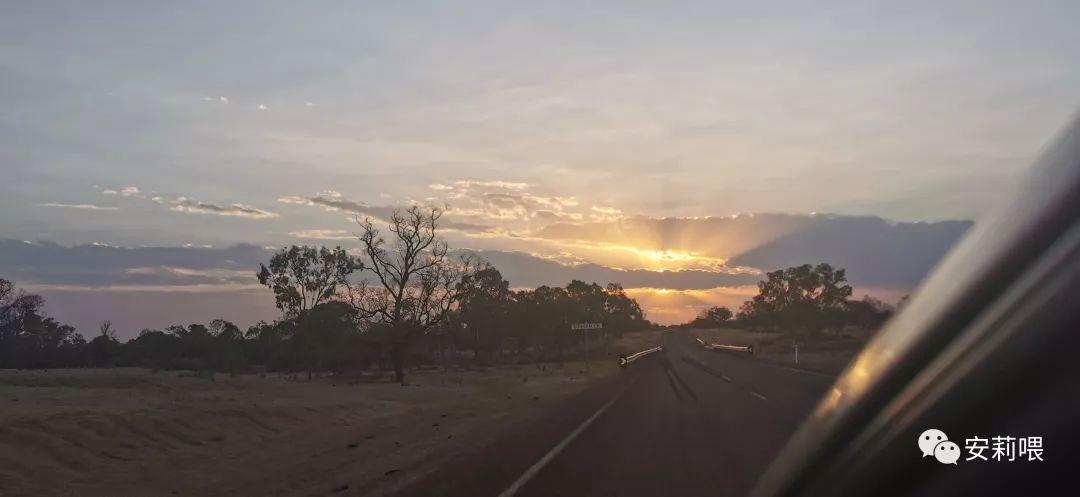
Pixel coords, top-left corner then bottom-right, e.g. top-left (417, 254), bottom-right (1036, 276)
top-left (687, 327), bottom-right (865, 375)
top-left (0, 362), bottom-right (616, 497)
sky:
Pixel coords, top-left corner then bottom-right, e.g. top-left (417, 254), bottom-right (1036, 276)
top-left (2, 1), bottom-right (1079, 334)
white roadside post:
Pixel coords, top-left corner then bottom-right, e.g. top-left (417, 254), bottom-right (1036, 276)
top-left (571, 323), bottom-right (603, 375)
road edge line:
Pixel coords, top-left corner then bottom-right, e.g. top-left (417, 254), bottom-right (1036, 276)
top-left (496, 386), bottom-right (626, 497)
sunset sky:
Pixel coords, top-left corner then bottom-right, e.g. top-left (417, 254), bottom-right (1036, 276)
top-left (3, 1), bottom-right (1079, 335)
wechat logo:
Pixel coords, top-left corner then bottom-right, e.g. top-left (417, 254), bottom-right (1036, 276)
top-left (919, 429), bottom-right (959, 465)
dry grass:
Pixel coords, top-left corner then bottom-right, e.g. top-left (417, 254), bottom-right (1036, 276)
top-left (0, 363), bottom-right (616, 497)
top-left (686, 327), bottom-right (866, 375)
top-left (609, 329), bottom-right (664, 355)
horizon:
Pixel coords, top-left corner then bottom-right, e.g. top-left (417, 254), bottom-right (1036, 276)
top-left (1, 209), bottom-right (961, 336)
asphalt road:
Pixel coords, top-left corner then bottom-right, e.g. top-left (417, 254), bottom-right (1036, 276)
top-left (394, 333), bottom-right (835, 497)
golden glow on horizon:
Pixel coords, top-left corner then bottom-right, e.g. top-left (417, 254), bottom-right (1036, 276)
top-left (550, 239), bottom-right (731, 272)
top-left (485, 233), bottom-right (736, 272)
top-left (625, 285), bottom-right (759, 324)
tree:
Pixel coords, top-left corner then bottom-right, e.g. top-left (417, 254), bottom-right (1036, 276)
top-left (257, 245), bottom-right (364, 320)
top-left (842, 296), bottom-right (894, 332)
top-left (0, 279), bottom-right (88, 369)
top-left (689, 306), bottom-right (733, 328)
top-left (99, 321), bottom-right (116, 340)
top-left (737, 263), bottom-right (853, 337)
top-left (295, 301), bottom-right (359, 374)
top-left (87, 321), bottom-right (121, 367)
top-left (602, 283), bottom-right (647, 335)
top-left (19, 312), bottom-right (82, 368)
top-left (207, 319), bottom-right (245, 371)
top-left (513, 285), bottom-right (571, 362)
top-left (456, 267), bottom-right (513, 363)
top-left (0, 278), bottom-right (45, 367)
top-left (123, 329), bottom-right (180, 370)
top-left (348, 205), bottom-right (481, 382)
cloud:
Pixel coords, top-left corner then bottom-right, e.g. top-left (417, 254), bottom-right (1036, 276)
top-left (449, 190), bottom-right (580, 223)
top-left (289, 229), bottom-right (354, 240)
top-left (278, 190), bottom-right (394, 219)
top-left (453, 180), bottom-right (529, 190)
top-left (101, 186), bottom-right (143, 198)
top-left (0, 239), bottom-right (272, 287)
top-left (41, 203), bottom-right (118, 211)
top-left (170, 197), bottom-right (279, 219)
top-left (456, 249), bottom-right (760, 290)
top-left (98, 185), bottom-right (277, 220)
top-left (532, 213), bottom-right (971, 287)
top-left (726, 216), bottom-right (972, 287)
top-left (280, 191), bottom-right (496, 234)
top-left (0, 238), bottom-right (757, 294)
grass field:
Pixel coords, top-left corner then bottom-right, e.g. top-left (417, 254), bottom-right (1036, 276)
top-left (0, 361), bottom-right (617, 497)
top-left (687, 327), bottom-right (866, 375)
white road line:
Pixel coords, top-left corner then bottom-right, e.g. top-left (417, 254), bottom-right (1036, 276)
top-left (751, 391), bottom-right (767, 401)
top-left (497, 392), bottom-right (624, 497)
top-left (721, 375), bottom-right (732, 382)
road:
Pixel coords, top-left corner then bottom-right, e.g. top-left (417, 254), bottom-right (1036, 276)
top-left (393, 333), bottom-right (835, 497)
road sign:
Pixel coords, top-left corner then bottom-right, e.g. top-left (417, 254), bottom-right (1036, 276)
top-left (571, 323), bottom-right (602, 375)
top-left (571, 323), bottom-right (602, 330)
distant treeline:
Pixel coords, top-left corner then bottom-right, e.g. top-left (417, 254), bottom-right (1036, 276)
top-left (1, 262), bottom-right (898, 376)
top-left (0, 207), bottom-right (902, 379)
top-left (679, 263), bottom-right (902, 337)
top-left (0, 274), bottom-right (647, 374)
top-left (1, 207), bottom-right (657, 382)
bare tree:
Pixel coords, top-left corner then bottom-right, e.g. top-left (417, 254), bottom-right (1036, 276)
top-left (348, 205), bottom-right (482, 383)
top-left (98, 320), bottom-right (116, 340)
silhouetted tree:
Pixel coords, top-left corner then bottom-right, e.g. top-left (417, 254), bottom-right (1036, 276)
top-left (257, 245), bottom-right (363, 320)
top-left (602, 283), bottom-right (647, 335)
top-left (737, 263), bottom-right (853, 337)
top-left (348, 206), bottom-right (481, 382)
top-left (843, 296), bottom-right (895, 332)
top-left (456, 267), bottom-right (513, 363)
top-left (688, 306), bottom-right (733, 329)
top-left (87, 323), bottom-right (121, 367)
top-left (207, 319), bottom-right (245, 371)
top-left (294, 301), bottom-right (359, 375)
top-left (523, 285), bottom-right (572, 361)
top-left (0, 278), bottom-right (45, 367)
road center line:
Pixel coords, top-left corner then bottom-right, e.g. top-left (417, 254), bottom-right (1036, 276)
top-left (751, 391), bottom-right (767, 401)
top-left (497, 386), bottom-right (626, 497)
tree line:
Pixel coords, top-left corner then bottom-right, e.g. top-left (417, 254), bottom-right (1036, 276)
top-left (680, 263), bottom-right (901, 337)
top-left (2, 206), bottom-right (904, 379)
top-left (0, 275), bottom-right (647, 378)
top-left (0, 206), bottom-right (648, 381)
